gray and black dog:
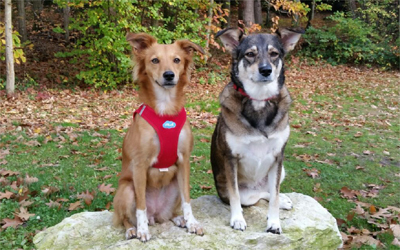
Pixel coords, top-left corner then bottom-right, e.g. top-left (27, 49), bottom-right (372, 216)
top-left (210, 28), bottom-right (303, 234)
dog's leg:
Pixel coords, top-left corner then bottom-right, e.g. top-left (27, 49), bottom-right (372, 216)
top-left (266, 161), bottom-right (283, 234)
top-left (227, 159), bottom-right (247, 231)
top-left (240, 167), bottom-right (292, 210)
top-left (177, 152), bottom-right (204, 235)
top-left (132, 166), bottom-right (151, 242)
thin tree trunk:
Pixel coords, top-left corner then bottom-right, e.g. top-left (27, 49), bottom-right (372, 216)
top-left (311, 0), bottom-right (316, 21)
top-left (254, 0), bottom-right (262, 25)
top-left (293, 0), bottom-right (300, 27)
top-left (205, 0), bottom-right (213, 61)
top-left (238, 0), bottom-right (244, 27)
top-left (63, 0), bottom-right (70, 43)
top-left (265, 1), bottom-right (271, 27)
top-left (16, 0), bottom-right (27, 43)
top-left (5, 0), bottom-right (15, 95)
top-left (32, 0), bottom-right (44, 31)
top-left (243, 0), bottom-right (255, 27)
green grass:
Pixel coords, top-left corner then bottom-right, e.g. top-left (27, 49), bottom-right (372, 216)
top-left (1, 69), bottom-right (399, 249)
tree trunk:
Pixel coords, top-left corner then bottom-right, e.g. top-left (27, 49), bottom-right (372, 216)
top-left (293, 0), bottom-right (300, 27)
top-left (254, 0), bottom-right (262, 25)
top-left (63, 0), bottom-right (70, 43)
top-left (346, 0), bottom-right (357, 18)
top-left (205, 0), bottom-right (214, 61)
top-left (243, 0), bottom-right (255, 27)
top-left (265, 1), bottom-right (271, 27)
top-left (220, 0), bottom-right (230, 28)
top-left (238, 0), bottom-right (244, 27)
top-left (32, 0), bottom-right (44, 31)
top-left (306, 0), bottom-right (316, 28)
top-left (5, 0), bottom-right (15, 95)
top-left (16, 0), bottom-right (27, 43)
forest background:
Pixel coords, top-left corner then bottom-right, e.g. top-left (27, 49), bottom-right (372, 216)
top-left (0, 0), bottom-right (399, 249)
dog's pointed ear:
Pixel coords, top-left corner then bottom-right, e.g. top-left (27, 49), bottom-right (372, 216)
top-left (276, 28), bottom-right (304, 55)
top-left (126, 33), bottom-right (157, 55)
top-left (176, 40), bottom-right (205, 56)
top-left (216, 28), bottom-right (244, 52)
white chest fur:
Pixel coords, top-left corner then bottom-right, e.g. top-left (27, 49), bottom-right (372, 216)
top-left (225, 125), bottom-right (290, 182)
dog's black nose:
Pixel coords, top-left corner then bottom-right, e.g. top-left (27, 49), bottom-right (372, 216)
top-left (259, 66), bottom-right (272, 77)
top-left (163, 71), bottom-right (175, 81)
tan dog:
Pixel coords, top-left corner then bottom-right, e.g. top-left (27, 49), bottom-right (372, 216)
top-left (113, 33), bottom-right (204, 242)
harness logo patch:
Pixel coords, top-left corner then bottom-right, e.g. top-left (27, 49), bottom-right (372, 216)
top-left (162, 121), bottom-right (176, 129)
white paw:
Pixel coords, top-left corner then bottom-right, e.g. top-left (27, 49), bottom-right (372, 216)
top-left (266, 218), bottom-right (282, 234)
top-left (230, 214), bottom-right (247, 231)
top-left (186, 218), bottom-right (204, 235)
top-left (279, 194), bottom-right (293, 210)
top-left (136, 226), bottom-right (151, 242)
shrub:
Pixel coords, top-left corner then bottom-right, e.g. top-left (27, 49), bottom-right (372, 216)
top-left (54, 0), bottom-right (211, 88)
top-left (302, 12), bottom-right (399, 69)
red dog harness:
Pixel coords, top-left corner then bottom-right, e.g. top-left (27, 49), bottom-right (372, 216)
top-left (133, 104), bottom-right (186, 170)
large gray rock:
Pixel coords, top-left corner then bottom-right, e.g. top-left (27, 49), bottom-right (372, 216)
top-left (34, 193), bottom-right (342, 249)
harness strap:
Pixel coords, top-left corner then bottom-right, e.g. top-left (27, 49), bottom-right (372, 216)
top-left (134, 104), bottom-right (186, 169)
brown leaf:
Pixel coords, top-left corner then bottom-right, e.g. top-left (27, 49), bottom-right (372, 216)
top-left (352, 205), bottom-right (365, 216)
top-left (0, 190), bottom-right (14, 200)
top-left (206, 169), bottom-right (213, 174)
top-left (347, 211), bottom-right (355, 222)
top-left (390, 224), bottom-right (400, 239)
top-left (15, 207), bottom-right (35, 221)
top-left (340, 186), bottom-right (357, 199)
top-left (1, 217), bottom-right (24, 229)
top-left (200, 138), bottom-right (210, 143)
top-left (42, 186), bottom-right (60, 195)
top-left (98, 183), bottom-right (115, 195)
top-left (0, 169), bottom-right (20, 177)
top-left (68, 201), bottom-right (82, 211)
top-left (303, 168), bottom-right (320, 179)
top-left (200, 185), bottom-right (212, 190)
top-left (369, 205), bottom-right (377, 214)
top-left (45, 200), bottom-right (61, 208)
top-left (24, 174), bottom-right (39, 185)
top-left (19, 200), bottom-right (34, 207)
top-left (313, 183), bottom-right (322, 193)
top-left (77, 190), bottom-right (94, 205)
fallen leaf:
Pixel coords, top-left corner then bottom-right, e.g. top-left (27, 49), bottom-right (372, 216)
top-left (46, 200), bottom-right (61, 208)
top-left (24, 174), bottom-right (39, 185)
top-left (207, 169), bottom-right (213, 174)
top-left (42, 186), bottom-right (60, 195)
top-left (390, 224), bottom-right (400, 239)
top-left (1, 217), bottom-right (24, 229)
top-left (94, 167), bottom-right (108, 171)
top-left (68, 201), bottom-right (82, 211)
top-left (77, 190), bottom-right (94, 205)
top-left (98, 183), bottom-right (116, 195)
top-left (200, 185), bottom-right (212, 190)
top-left (340, 187), bottom-right (358, 199)
top-left (19, 200), bottom-right (34, 207)
top-left (0, 190), bottom-right (14, 200)
top-left (369, 205), bottom-right (377, 214)
top-left (14, 207), bottom-right (35, 221)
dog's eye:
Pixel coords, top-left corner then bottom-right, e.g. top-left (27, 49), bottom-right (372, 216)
top-left (173, 58), bottom-right (181, 64)
top-left (151, 58), bottom-right (159, 64)
top-left (245, 52), bottom-right (255, 57)
top-left (270, 52), bottom-right (279, 57)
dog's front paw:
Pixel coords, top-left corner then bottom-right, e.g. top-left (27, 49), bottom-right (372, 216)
top-left (230, 215), bottom-right (247, 231)
top-left (125, 227), bottom-right (137, 240)
top-left (279, 194), bottom-right (293, 210)
top-left (172, 215), bottom-right (186, 228)
top-left (136, 227), bottom-right (151, 242)
top-left (266, 219), bottom-right (282, 234)
top-left (186, 219), bottom-right (204, 236)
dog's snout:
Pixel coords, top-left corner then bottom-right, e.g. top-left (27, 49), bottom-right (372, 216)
top-left (163, 71), bottom-right (175, 81)
top-left (259, 65), bottom-right (272, 77)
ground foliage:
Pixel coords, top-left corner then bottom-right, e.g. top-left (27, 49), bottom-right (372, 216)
top-left (1, 53), bottom-right (399, 248)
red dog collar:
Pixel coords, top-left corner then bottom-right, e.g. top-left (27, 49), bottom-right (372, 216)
top-left (134, 104), bottom-right (186, 169)
top-left (232, 83), bottom-right (277, 102)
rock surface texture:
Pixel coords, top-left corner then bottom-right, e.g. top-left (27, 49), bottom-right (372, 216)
top-left (34, 193), bottom-right (342, 249)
